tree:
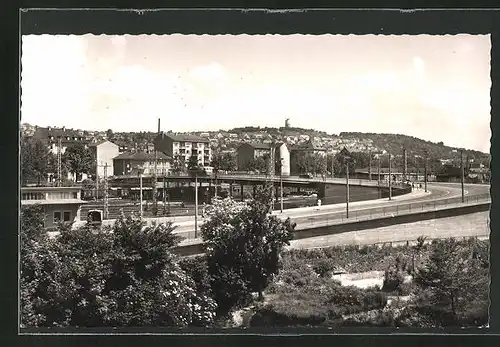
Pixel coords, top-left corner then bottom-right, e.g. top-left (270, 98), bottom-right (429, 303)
top-left (171, 154), bottom-right (185, 174)
top-left (248, 156), bottom-right (268, 174)
top-left (106, 129), bottom-right (114, 141)
top-left (20, 211), bottom-right (217, 327)
top-left (211, 152), bottom-right (237, 172)
top-left (201, 193), bottom-right (295, 316)
top-left (20, 136), bottom-right (55, 185)
top-left (414, 238), bottom-right (489, 327)
top-left (63, 144), bottom-right (93, 182)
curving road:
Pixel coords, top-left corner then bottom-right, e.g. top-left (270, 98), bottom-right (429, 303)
top-left (171, 182), bottom-right (490, 237)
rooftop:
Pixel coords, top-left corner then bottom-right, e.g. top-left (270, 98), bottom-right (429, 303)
top-left (21, 199), bottom-right (88, 205)
top-left (239, 143), bottom-right (272, 150)
top-left (113, 151), bottom-right (172, 161)
top-left (89, 140), bottom-right (118, 147)
top-left (21, 186), bottom-right (82, 192)
top-left (162, 133), bottom-right (210, 143)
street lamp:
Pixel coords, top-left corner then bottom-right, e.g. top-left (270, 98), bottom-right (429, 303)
top-left (388, 153), bottom-right (392, 201)
top-left (280, 158), bottom-right (284, 213)
top-left (137, 165), bottom-right (144, 218)
top-left (460, 149), bottom-right (465, 203)
top-left (188, 160), bottom-right (206, 239)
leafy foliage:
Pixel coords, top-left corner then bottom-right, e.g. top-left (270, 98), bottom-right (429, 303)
top-left (20, 136), bottom-right (55, 185)
top-left (201, 196), bottom-right (295, 315)
top-left (62, 143), bottom-right (93, 182)
top-left (20, 209), bottom-right (217, 328)
top-left (414, 238), bottom-right (490, 327)
top-left (211, 151), bottom-right (237, 172)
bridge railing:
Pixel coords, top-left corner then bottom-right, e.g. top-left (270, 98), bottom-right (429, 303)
top-left (176, 192), bottom-right (491, 240)
top-left (293, 192), bottom-right (491, 231)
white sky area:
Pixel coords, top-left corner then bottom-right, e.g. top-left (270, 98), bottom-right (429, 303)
top-left (21, 34), bottom-right (491, 153)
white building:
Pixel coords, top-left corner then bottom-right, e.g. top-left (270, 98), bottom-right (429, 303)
top-left (89, 140), bottom-right (120, 178)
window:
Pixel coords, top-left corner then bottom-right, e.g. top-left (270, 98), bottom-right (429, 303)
top-left (73, 192), bottom-right (78, 199)
top-left (63, 211), bottom-right (71, 222)
top-left (53, 211), bottom-right (62, 223)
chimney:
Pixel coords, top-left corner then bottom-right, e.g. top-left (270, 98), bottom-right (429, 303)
top-left (158, 118), bottom-right (161, 134)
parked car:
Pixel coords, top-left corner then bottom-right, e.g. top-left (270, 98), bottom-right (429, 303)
top-left (299, 173), bottom-right (313, 179)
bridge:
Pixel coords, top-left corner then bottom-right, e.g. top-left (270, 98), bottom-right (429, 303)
top-left (110, 172), bottom-right (411, 205)
top-left (168, 182), bottom-right (490, 255)
top-left (74, 181), bottom-right (490, 256)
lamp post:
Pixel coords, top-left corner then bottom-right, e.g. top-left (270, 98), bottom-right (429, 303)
top-left (280, 158), bottom-right (284, 213)
top-left (195, 172), bottom-right (198, 238)
top-left (346, 158), bottom-right (350, 218)
top-left (368, 150), bottom-right (372, 181)
top-left (188, 159), bottom-right (205, 239)
top-left (424, 151), bottom-right (428, 193)
top-left (377, 157), bottom-right (381, 186)
top-left (388, 153), bottom-right (392, 201)
top-left (460, 149), bottom-right (465, 203)
top-left (138, 166), bottom-right (144, 218)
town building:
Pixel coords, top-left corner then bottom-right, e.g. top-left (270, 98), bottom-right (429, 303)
top-left (237, 143), bottom-right (272, 171)
top-left (21, 186), bottom-right (87, 230)
top-left (236, 142), bottom-right (291, 175)
top-left (31, 126), bottom-right (90, 155)
top-left (289, 141), bottom-right (327, 175)
top-left (154, 133), bottom-right (212, 167)
top-left (113, 151), bottom-right (172, 176)
top-left (275, 142), bottom-right (291, 176)
top-left (88, 140), bottom-right (120, 178)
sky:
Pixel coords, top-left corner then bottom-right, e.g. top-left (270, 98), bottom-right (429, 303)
top-left (21, 34), bottom-right (491, 153)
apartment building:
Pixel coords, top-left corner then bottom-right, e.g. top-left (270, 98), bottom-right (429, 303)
top-left (113, 151), bottom-right (172, 176)
top-left (31, 126), bottom-right (90, 155)
top-left (88, 140), bottom-right (120, 178)
top-left (154, 133), bottom-right (212, 167)
top-left (236, 142), bottom-right (290, 175)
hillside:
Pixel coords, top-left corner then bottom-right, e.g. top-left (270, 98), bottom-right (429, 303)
top-left (339, 132), bottom-right (489, 161)
top-left (21, 123), bottom-right (490, 163)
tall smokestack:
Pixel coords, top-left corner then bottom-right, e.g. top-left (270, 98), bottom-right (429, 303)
top-left (158, 118), bottom-right (161, 134)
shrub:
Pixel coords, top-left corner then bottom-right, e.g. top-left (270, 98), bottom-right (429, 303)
top-left (312, 259), bottom-right (334, 278)
top-left (20, 211), bottom-right (217, 328)
top-left (382, 268), bottom-right (406, 294)
top-left (201, 196), bottom-right (295, 316)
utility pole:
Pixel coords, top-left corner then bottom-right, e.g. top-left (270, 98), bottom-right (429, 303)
top-left (388, 153), bottom-right (392, 200)
top-left (424, 152), bottom-right (428, 193)
top-left (460, 149), bottom-right (465, 203)
top-left (368, 151), bottom-right (372, 181)
top-left (346, 158), bottom-right (350, 218)
top-left (57, 137), bottom-right (62, 187)
top-left (103, 163), bottom-right (109, 219)
top-left (139, 168), bottom-right (143, 218)
top-left (270, 143), bottom-right (276, 211)
top-left (163, 173), bottom-right (166, 215)
top-left (152, 118), bottom-right (160, 214)
top-left (331, 154), bottom-right (334, 178)
top-left (377, 157), bottom-right (381, 186)
top-left (194, 172), bottom-right (199, 238)
top-left (280, 158), bottom-right (284, 213)
top-left (95, 170), bottom-right (99, 201)
top-left (403, 148), bottom-right (408, 182)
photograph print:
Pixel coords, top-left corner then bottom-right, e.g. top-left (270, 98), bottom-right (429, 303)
top-left (20, 31), bottom-right (491, 330)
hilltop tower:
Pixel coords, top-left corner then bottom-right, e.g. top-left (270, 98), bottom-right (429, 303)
top-left (285, 118), bottom-right (290, 128)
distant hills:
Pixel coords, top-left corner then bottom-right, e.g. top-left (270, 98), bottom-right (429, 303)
top-left (21, 123), bottom-right (490, 164)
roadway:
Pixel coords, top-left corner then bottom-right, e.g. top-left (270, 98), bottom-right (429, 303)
top-left (169, 182), bottom-right (490, 236)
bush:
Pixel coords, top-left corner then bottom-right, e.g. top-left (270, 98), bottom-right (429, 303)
top-left (20, 211), bottom-right (217, 328)
top-left (312, 259), bottom-right (334, 277)
top-left (382, 268), bottom-right (406, 294)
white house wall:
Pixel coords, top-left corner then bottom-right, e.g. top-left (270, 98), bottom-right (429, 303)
top-left (97, 141), bottom-right (120, 177)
